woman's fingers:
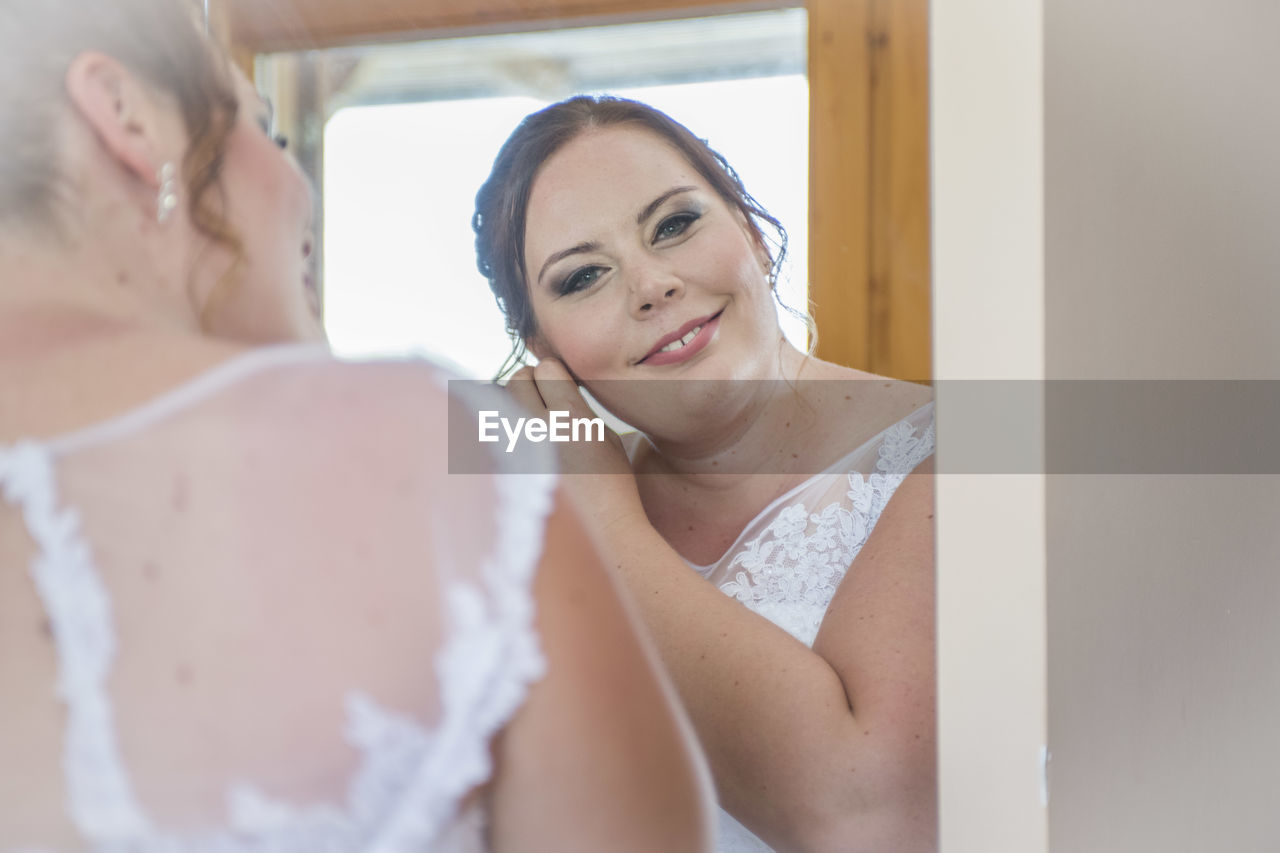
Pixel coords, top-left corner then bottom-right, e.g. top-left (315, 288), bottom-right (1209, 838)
top-left (530, 358), bottom-right (594, 419)
top-left (505, 364), bottom-right (549, 414)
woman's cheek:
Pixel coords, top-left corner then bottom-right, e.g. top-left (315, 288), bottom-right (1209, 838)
top-left (541, 314), bottom-right (614, 379)
top-left (554, 343), bottom-right (606, 382)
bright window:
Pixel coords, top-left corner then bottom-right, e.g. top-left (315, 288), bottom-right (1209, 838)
top-left (303, 10), bottom-right (808, 378)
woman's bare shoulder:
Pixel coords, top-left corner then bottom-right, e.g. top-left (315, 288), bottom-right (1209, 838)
top-left (796, 356), bottom-right (932, 443)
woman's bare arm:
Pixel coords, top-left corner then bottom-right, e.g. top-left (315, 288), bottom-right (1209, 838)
top-left (506, 360), bottom-right (936, 852)
top-left (585, 461), bottom-right (937, 853)
top-left (488, 490), bottom-right (716, 853)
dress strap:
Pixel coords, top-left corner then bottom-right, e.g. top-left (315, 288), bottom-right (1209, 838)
top-left (860, 406), bottom-right (936, 523)
top-left (874, 404), bottom-right (936, 477)
top-left (0, 442), bottom-right (153, 844)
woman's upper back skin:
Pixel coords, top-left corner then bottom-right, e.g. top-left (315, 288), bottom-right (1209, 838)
top-left (0, 334), bottom-right (713, 852)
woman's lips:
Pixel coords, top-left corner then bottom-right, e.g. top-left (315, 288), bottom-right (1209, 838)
top-left (639, 310), bottom-right (723, 367)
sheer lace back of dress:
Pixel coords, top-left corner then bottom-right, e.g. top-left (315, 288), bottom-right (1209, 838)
top-left (0, 349), bottom-right (554, 852)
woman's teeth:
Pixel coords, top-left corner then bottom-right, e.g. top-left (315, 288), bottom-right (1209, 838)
top-left (659, 324), bottom-right (703, 353)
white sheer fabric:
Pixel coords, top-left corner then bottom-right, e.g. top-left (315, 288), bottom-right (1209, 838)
top-left (689, 402), bottom-right (935, 852)
top-left (0, 347), bottom-right (554, 852)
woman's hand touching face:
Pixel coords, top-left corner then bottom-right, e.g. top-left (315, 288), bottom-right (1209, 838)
top-left (506, 357), bottom-right (644, 531)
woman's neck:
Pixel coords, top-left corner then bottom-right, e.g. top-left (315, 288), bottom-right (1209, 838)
top-left (0, 236), bottom-right (200, 354)
top-left (633, 343), bottom-right (832, 482)
top-left (0, 236), bottom-right (229, 442)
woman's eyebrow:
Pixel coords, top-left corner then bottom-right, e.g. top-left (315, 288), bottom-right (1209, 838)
top-left (637, 186), bottom-right (697, 225)
top-left (537, 241), bottom-right (601, 287)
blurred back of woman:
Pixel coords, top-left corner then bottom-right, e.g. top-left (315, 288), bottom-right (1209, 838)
top-left (0, 2), bottom-right (714, 850)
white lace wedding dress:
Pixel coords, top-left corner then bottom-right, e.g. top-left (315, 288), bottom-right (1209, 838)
top-left (688, 402), bottom-right (935, 852)
top-left (0, 346), bottom-right (554, 852)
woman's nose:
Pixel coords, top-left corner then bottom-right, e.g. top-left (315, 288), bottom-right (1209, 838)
top-left (630, 267), bottom-right (684, 315)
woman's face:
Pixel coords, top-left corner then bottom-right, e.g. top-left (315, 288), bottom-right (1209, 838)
top-left (522, 125), bottom-right (782, 430)
top-left (193, 70), bottom-right (323, 344)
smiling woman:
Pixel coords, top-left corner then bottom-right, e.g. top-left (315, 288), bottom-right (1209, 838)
top-left (518, 125), bottom-right (786, 409)
top-left (475, 95), bottom-right (938, 853)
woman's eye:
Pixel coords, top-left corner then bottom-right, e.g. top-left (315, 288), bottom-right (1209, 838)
top-left (559, 266), bottom-right (605, 295)
top-left (654, 212), bottom-right (699, 242)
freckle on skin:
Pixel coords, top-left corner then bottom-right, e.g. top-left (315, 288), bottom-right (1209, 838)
top-left (844, 395), bottom-right (852, 401)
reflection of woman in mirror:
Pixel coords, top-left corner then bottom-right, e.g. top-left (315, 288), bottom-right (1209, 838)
top-left (476, 96), bottom-right (937, 852)
top-left (0, 4), bottom-right (714, 850)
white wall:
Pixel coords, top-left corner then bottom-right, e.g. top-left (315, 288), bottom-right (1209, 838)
top-left (1044, 1), bottom-right (1280, 850)
top-left (932, 1), bottom-right (1048, 850)
top-left (935, 1), bottom-right (1280, 850)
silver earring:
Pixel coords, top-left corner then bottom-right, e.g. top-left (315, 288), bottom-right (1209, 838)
top-left (156, 162), bottom-right (178, 224)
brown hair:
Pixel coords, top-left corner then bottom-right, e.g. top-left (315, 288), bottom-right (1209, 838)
top-left (473, 94), bottom-right (806, 379)
top-left (0, 0), bottom-right (241, 300)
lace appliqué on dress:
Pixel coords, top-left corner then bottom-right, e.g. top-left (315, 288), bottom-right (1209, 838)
top-left (365, 472), bottom-right (552, 851)
top-left (215, 471), bottom-right (553, 853)
top-left (0, 442), bottom-right (153, 844)
top-left (1, 431), bottom-right (554, 852)
top-left (718, 418), bottom-right (936, 648)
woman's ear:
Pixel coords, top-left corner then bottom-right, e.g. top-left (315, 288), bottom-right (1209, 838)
top-left (64, 51), bottom-right (173, 189)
